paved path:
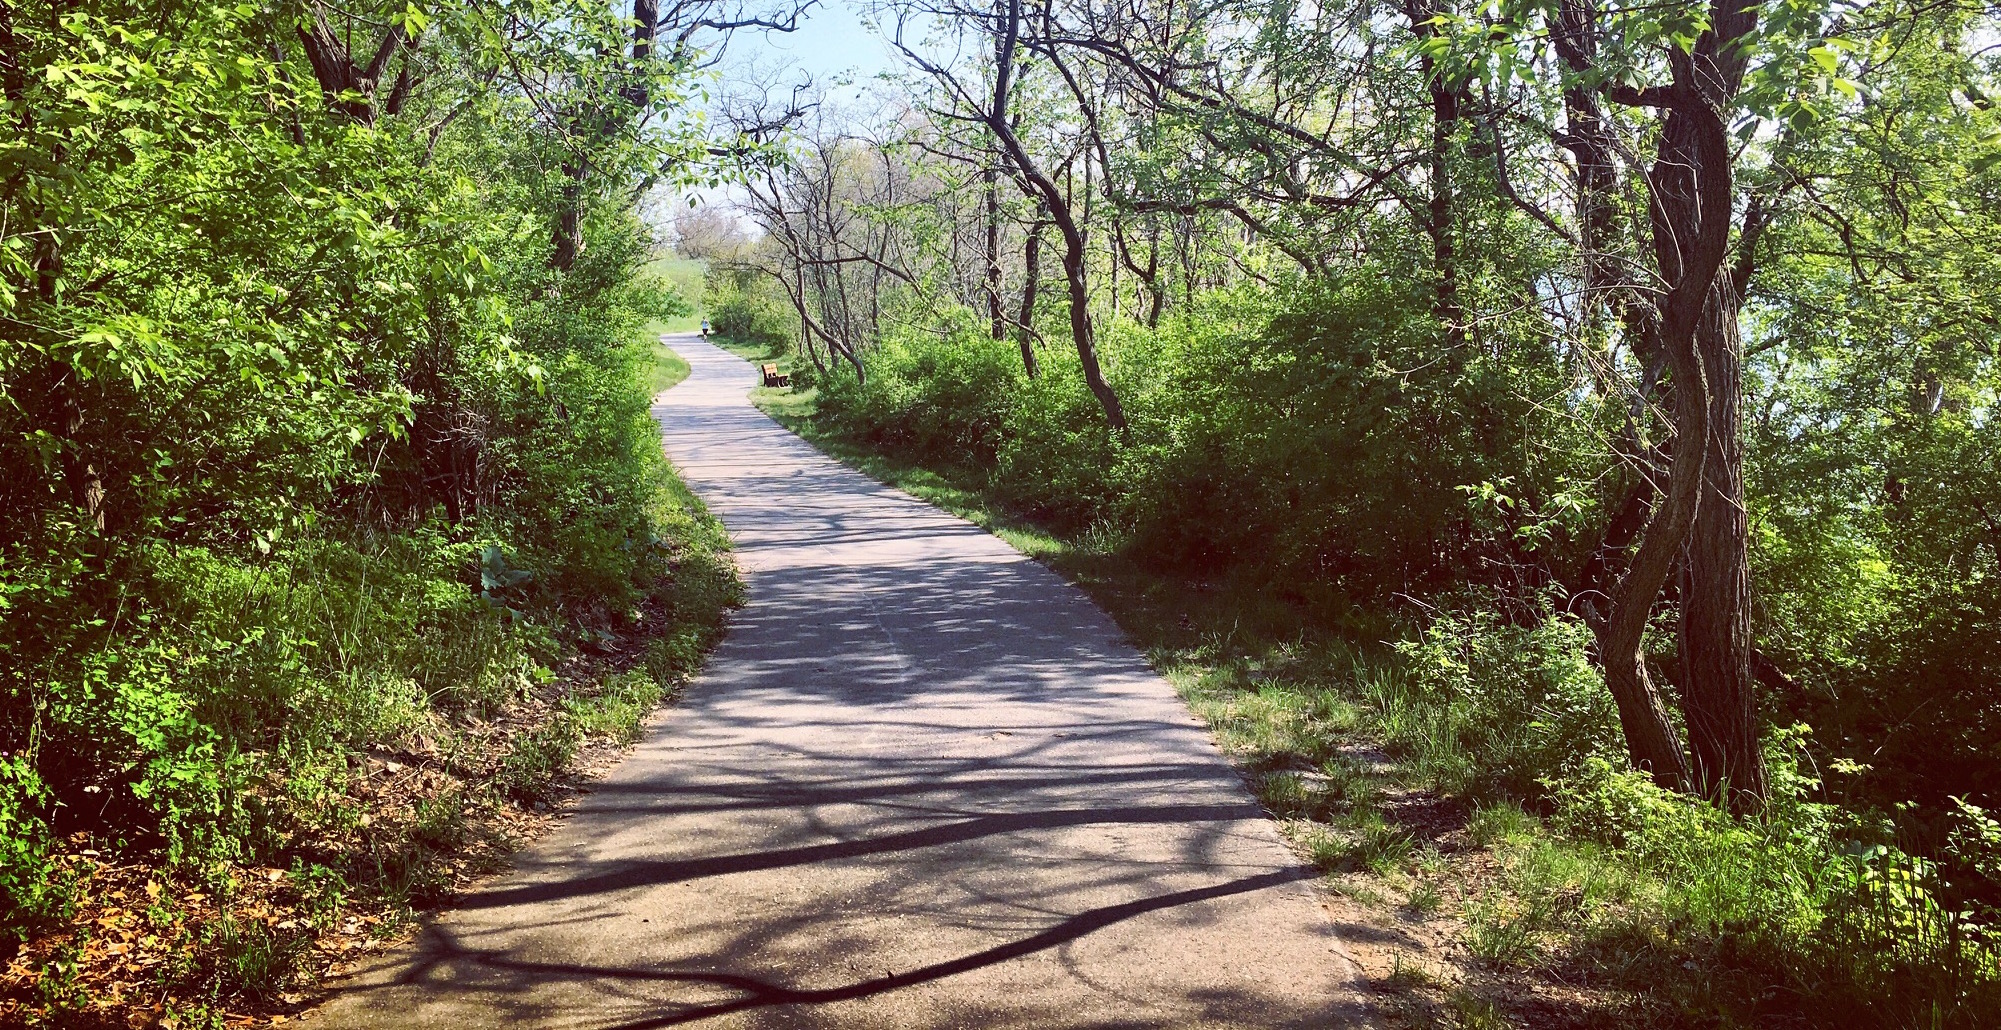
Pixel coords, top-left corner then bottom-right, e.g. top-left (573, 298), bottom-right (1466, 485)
top-left (314, 335), bottom-right (1364, 1029)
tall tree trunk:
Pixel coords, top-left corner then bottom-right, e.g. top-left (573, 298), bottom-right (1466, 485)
top-left (1592, 14), bottom-right (1750, 790)
top-left (1595, 326), bottom-right (1701, 788)
top-left (1553, 0), bottom-right (1619, 335)
top-left (1406, 0), bottom-right (1466, 347)
top-left (294, 5), bottom-right (408, 125)
top-left (551, 0), bottom-right (657, 273)
top-left (1053, 216), bottom-right (1125, 432)
top-left (1017, 223), bottom-right (1041, 377)
top-left (1648, 0), bottom-right (1767, 812)
top-left (983, 0), bottom-right (1125, 432)
top-left (985, 164), bottom-right (1006, 341)
top-left (1680, 273), bottom-right (1767, 811)
top-left (1144, 230), bottom-right (1164, 329)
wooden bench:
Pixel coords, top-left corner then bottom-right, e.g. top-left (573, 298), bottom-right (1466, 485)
top-left (761, 363), bottom-right (790, 388)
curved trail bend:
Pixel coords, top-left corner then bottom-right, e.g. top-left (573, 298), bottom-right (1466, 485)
top-left (315, 334), bottom-right (1365, 1028)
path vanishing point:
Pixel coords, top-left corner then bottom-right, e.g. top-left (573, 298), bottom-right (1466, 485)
top-left (313, 334), bottom-right (1366, 1029)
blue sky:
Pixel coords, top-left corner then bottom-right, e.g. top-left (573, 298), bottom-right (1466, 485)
top-left (752, 0), bottom-right (900, 84)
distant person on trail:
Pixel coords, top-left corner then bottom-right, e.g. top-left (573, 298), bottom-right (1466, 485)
top-left (700, 319), bottom-right (711, 337)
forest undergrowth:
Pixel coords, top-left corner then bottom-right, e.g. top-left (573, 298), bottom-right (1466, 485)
top-left (1, 340), bottom-right (740, 1030)
top-left (714, 325), bottom-right (2001, 1030)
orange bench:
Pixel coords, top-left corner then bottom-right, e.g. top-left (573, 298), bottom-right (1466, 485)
top-left (761, 363), bottom-right (790, 388)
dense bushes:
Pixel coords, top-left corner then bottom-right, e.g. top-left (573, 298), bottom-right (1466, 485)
top-left (0, 0), bottom-right (730, 987)
top-left (808, 274), bottom-right (1597, 603)
top-left (705, 266), bottom-right (795, 351)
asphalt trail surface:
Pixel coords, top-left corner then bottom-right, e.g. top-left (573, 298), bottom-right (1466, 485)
top-left (313, 334), bottom-right (1365, 1028)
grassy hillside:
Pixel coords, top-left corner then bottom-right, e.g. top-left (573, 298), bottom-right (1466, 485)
top-left (643, 256), bottom-right (707, 336)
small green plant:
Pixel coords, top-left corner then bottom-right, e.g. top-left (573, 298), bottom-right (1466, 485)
top-left (1465, 892), bottom-right (1548, 968)
top-left (1254, 771), bottom-right (1314, 819)
top-left (1446, 988), bottom-right (1508, 1029)
top-left (1466, 803), bottom-right (1534, 849)
top-left (1295, 824), bottom-right (1352, 874)
top-left (1405, 877), bottom-right (1444, 915)
top-left (1317, 756), bottom-right (1381, 809)
top-left (498, 717), bottom-right (582, 802)
top-left (569, 670), bottom-right (667, 744)
top-left (1381, 953), bottom-right (1440, 991)
top-left (291, 862), bottom-right (350, 933)
top-left (1352, 813), bottom-right (1416, 874)
top-left (196, 913), bottom-right (309, 1001)
top-left (410, 788), bottom-right (470, 851)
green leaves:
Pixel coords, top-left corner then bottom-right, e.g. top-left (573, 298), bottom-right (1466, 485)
top-left (0, 0), bottom-right (718, 937)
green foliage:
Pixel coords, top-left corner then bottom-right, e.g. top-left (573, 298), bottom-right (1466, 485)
top-left (498, 718), bottom-right (583, 803)
top-left (1382, 610), bottom-right (1621, 801)
top-left (705, 265), bottom-right (793, 348)
top-left (811, 271), bottom-right (1596, 600)
top-left (568, 671), bottom-right (667, 745)
top-left (0, 0), bottom-right (739, 968)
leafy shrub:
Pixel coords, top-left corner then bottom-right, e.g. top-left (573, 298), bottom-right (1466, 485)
top-left (817, 318), bottom-right (1026, 470)
top-left (498, 717), bottom-right (583, 803)
top-left (705, 265), bottom-right (793, 347)
top-left (811, 272), bottom-right (1595, 602)
top-left (1370, 608), bottom-right (1620, 802)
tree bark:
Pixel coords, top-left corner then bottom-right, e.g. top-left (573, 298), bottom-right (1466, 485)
top-left (294, 6), bottom-right (407, 125)
top-left (1594, 322), bottom-right (1701, 789)
top-left (985, 164), bottom-right (1006, 342)
top-left (551, 167), bottom-right (585, 272)
top-left (1017, 222), bottom-right (1042, 377)
top-left (1553, 0), bottom-right (1619, 334)
top-left (1679, 272), bottom-right (1768, 810)
top-left (1591, 29), bottom-right (1747, 790)
top-left (1649, 0), bottom-right (1767, 812)
top-left (1405, 0), bottom-right (1466, 347)
top-left (551, 0), bottom-right (658, 271)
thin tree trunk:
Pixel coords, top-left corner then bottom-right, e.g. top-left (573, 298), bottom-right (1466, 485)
top-left (1054, 216), bottom-right (1125, 432)
top-left (1017, 224), bottom-right (1042, 377)
top-left (1406, 0), bottom-right (1465, 347)
top-left (982, 0), bottom-right (1125, 432)
top-left (551, 167), bottom-right (585, 271)
top-left (1144, 230), bottom-right (1164, 328)
top-left (985, 164), bottom-right (1006, 341)
top-left (26, 228), bottom-right (108, 531)
top-left (1594, 334), bottom-right (1702, 790)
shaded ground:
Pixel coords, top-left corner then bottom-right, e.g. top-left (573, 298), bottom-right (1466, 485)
top-left (308, 335), bottom-right (1367, 1029)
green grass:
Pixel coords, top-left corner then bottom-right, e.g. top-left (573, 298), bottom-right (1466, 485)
top-left (636, 254), bottom-right (701, 397)
top-left (645, 340), bottom-right (690, 396)
top-left (708, 333), bottom-right (788, 366)
top-left (642, 255), bottom-right (707, 335)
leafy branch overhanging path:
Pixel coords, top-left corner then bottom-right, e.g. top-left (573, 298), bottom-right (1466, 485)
top-left (313, 334), bottom-right (1364, 1028)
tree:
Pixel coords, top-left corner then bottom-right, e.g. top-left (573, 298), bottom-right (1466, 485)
top-left (888, 0), bottom-right (1128, 432)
